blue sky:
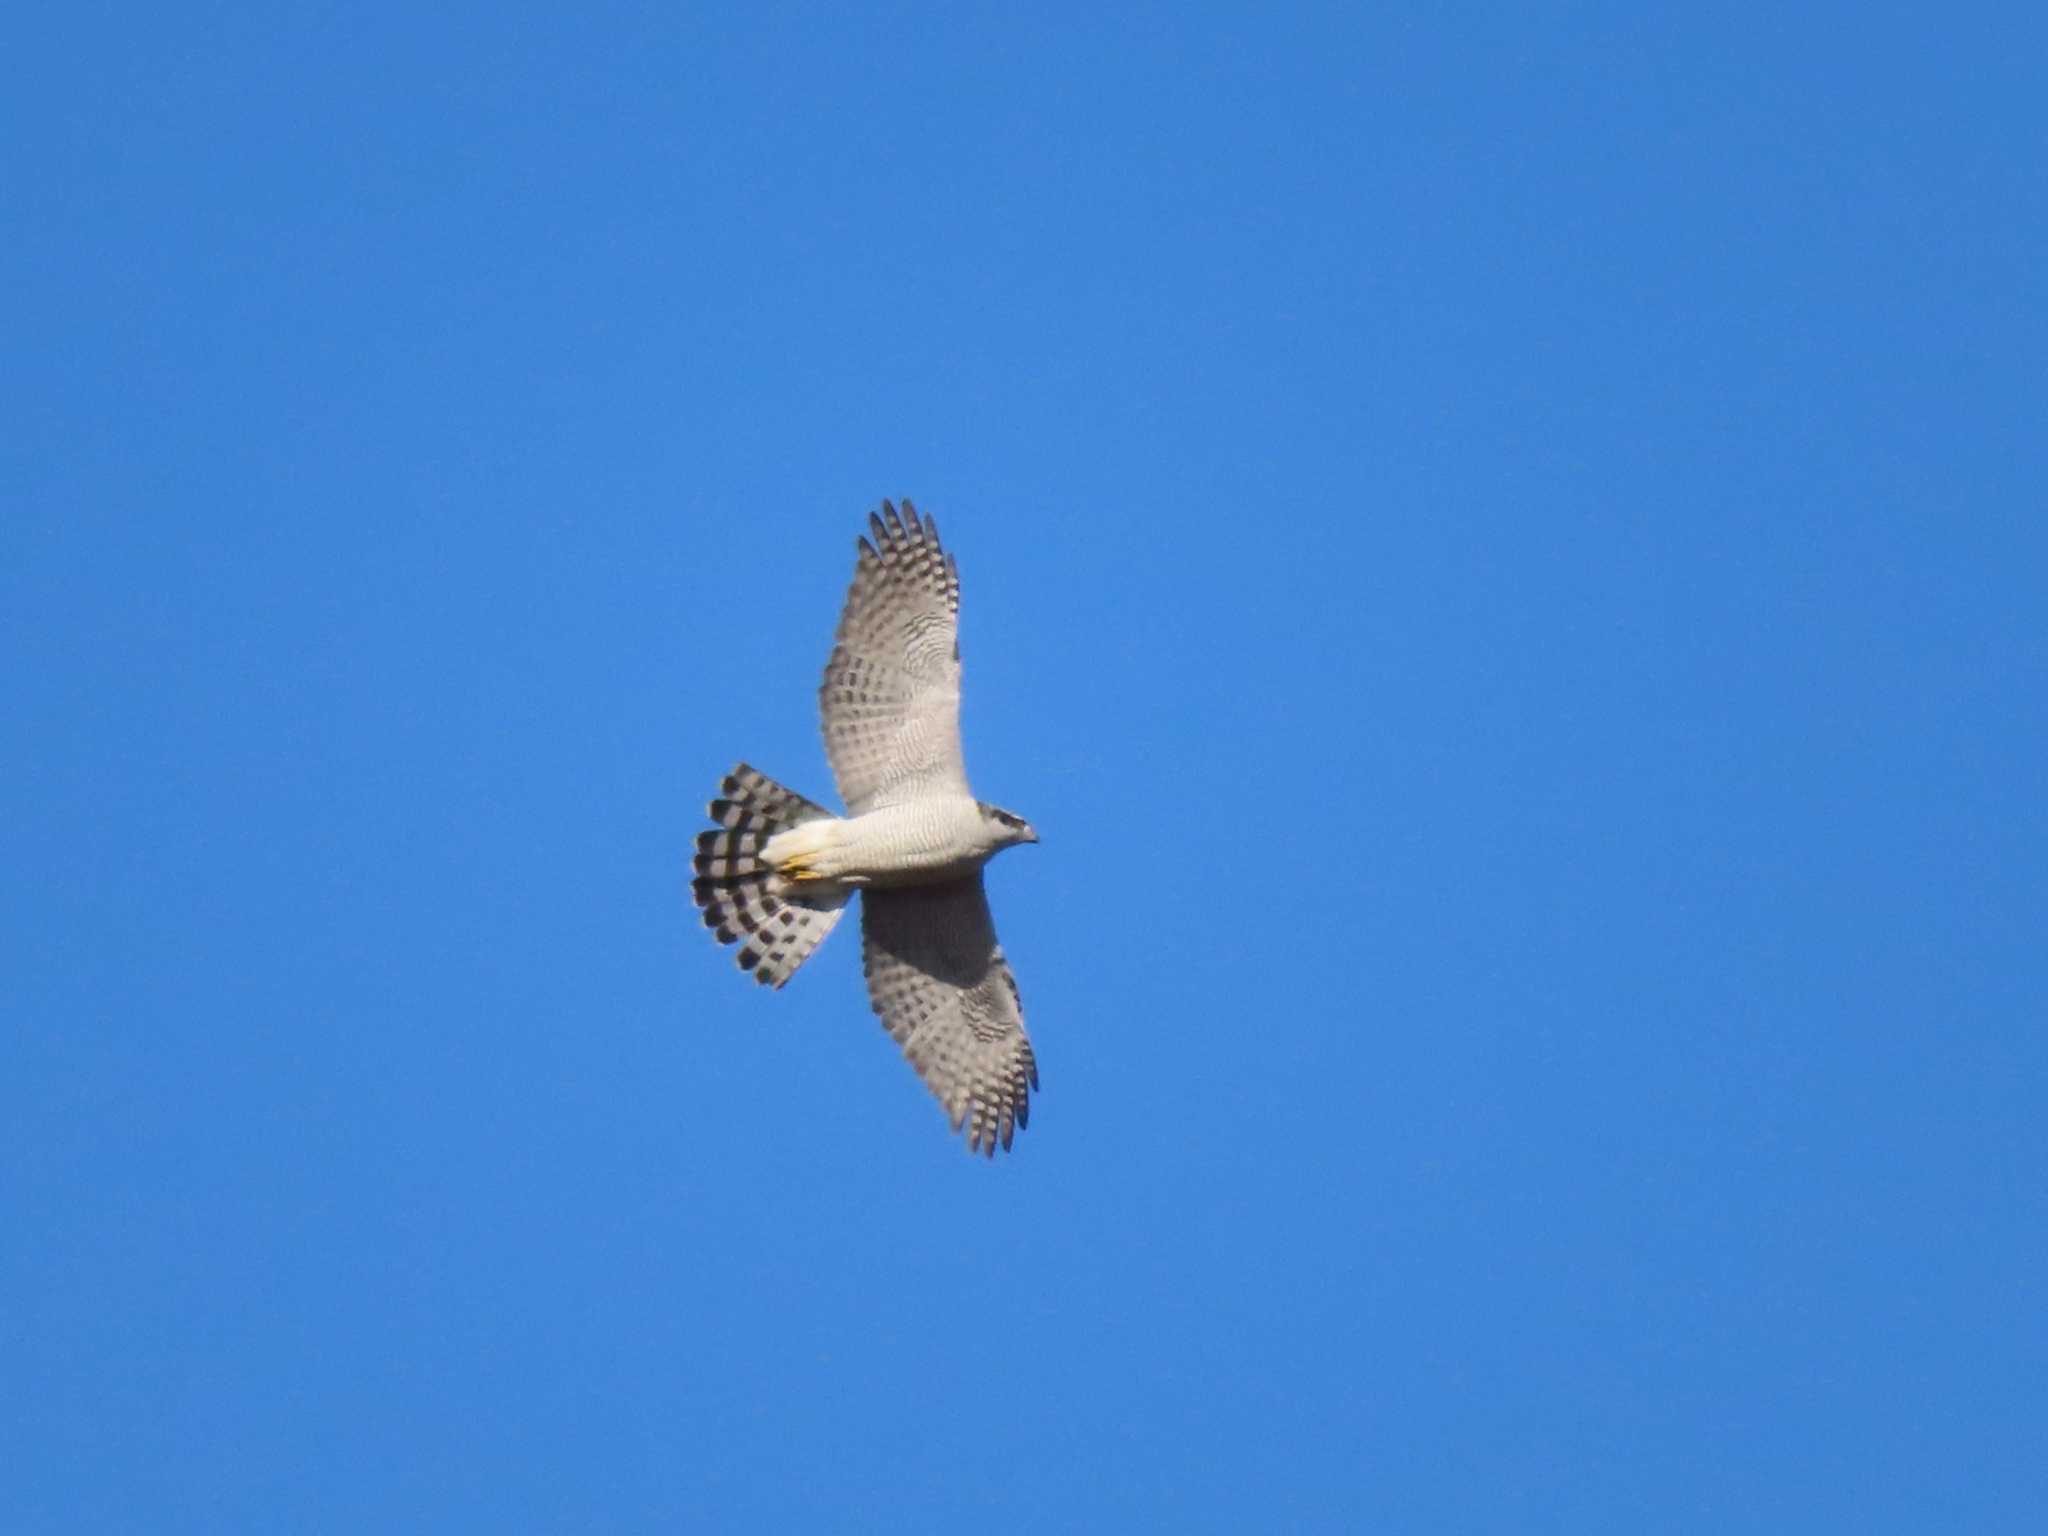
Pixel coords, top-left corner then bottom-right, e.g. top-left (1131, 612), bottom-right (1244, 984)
top-left (6, 4), bottom-right (2044, 1530)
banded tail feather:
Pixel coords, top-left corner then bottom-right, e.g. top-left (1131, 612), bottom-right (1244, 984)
top-left (691, 763), bottom-right (848, 987)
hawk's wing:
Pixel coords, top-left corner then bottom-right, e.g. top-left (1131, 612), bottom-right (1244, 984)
top-left (860, 875), bottom-right (1037, 1156)
top-left (820, 500), bottom-right (968, 814)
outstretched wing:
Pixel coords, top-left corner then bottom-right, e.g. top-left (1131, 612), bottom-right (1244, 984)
top-left (820, 500), bottom-right (967, 814)
top-left (860, 875), bottom-right (1037, 1156)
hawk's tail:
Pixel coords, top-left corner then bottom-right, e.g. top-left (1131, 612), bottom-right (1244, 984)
top-left (691, 763), bottom-right (848, 988)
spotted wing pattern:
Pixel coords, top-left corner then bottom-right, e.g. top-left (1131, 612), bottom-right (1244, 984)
top-left (819, 501), bottom-right (967, 815)
top-left (860, 874), bottom-right (1037, 1156)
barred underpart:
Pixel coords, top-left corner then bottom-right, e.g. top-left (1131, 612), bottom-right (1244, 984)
top-left (819, 500), bottom-right (968, 815)
top-left (690, 762), bottom-right (847, 988)
top-left (860, 873), bottom-right (1038, 1156)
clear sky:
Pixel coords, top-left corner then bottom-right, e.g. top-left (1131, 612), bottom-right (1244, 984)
top-left (6, 4), bottom-right (2044, 1531)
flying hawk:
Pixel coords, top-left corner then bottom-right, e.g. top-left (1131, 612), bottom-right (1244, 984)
top-left (690, 502), bottom-right (1041, 1155)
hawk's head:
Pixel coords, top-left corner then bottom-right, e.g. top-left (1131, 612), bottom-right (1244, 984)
top-left (979, 803), bottom-right (1040, 849)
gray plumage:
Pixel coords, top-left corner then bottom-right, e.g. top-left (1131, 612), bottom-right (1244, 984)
top-left (690, 502), bottom-right (1040, 1155)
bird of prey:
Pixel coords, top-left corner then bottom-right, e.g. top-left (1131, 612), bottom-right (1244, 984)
top-left (690, 501), bottom-right (1041, 1155)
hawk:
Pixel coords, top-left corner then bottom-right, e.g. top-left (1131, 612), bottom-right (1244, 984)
top-left (690, 501), bottom-right (1041, 1155)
